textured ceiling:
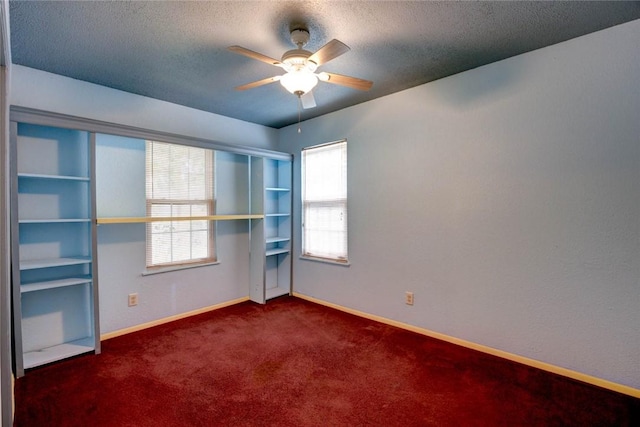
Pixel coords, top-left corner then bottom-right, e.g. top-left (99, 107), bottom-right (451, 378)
top-left (9, 1), bottom-right (640, 128)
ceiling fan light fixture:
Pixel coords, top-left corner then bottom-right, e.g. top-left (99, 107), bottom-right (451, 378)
top-left (230, 26), bottom-right (373, 104)
top-left (280, 69), bottom-right (318, 95)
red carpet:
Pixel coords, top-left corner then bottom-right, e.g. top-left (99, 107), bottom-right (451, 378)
top-left (14, 296), bottom-right (639, 426)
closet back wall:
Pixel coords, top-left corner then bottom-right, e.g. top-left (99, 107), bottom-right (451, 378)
top-left (96, 134), bottom-right (251, 334)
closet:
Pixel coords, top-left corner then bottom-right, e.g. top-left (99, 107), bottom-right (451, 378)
top-left (9, 107), bottom-right (292, 376)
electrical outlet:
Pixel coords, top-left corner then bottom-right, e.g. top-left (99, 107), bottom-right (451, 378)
top-left (128, 293), bottom-right (138, 307)
top-left (405, 291), bottom-right (414, 306)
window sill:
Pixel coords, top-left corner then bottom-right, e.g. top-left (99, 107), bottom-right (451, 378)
top-left (300, 256), bottom-right (351, 267)
top-left (142, 261), bottom-right (220, 276)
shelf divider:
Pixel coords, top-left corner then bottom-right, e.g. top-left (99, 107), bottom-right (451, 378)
top-left (23, 337), bottom-right (95, 369)
top-left (19, 218), bottom-right (92, 224)
top-left (18, 172), bottom-right (90, 181)
top-left (21, 277), bottom-right (92, 293)
top-left (265, 286), bottom-right (290, 300)
top-left (266, 236), bottom-right (290, 244)
top-left (20, 257), bottom-right (92, 270)
top-left (266, 248), bottom-right (290, 257)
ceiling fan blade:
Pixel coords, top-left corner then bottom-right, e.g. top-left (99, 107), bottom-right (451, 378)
top-left (320, 72), bottom-right (373, 91)
top-left (235, 76), bottom-right (281, 91)
top-left (228, 45), bottom-right (282, 67)
top-left (300, 91), bottom-right (316, 109)
top-left (308, 39), bottom-right (350, 66)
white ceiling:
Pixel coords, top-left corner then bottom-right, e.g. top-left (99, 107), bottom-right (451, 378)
top-left (9, 1), bottom-right (640, 128)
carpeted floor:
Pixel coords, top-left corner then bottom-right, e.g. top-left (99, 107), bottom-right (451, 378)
top-left (13, 296), bottom-right (640, 426)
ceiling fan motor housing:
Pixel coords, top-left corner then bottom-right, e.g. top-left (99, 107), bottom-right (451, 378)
top-left (281, 49), bottom-right (317, 72)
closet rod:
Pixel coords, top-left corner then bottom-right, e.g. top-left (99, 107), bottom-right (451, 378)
top-left (97, 214), bottom-right (263, 224)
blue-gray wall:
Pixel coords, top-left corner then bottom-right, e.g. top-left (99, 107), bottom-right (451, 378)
top-left (279, 19), bottom-right (640, 389)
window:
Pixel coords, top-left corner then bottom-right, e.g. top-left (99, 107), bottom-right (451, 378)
top-left (146, 141), bottom-right (215, 268)
top-left (301, 140), bottom-right (348, 263)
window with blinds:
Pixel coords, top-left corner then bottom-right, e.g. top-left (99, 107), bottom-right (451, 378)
top-left (145, 140), bottom-right (215, 268)
top-left (301, 140), bottom-right (348, 263)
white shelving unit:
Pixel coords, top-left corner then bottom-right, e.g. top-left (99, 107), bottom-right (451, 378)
top-left (249, 156), bottom-right (293, 303)
top-left (7, 108), bottom-right (294, 380)
top-left (10, 122), bottom-right (100, 377)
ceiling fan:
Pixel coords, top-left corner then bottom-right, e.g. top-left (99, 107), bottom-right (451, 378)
top-left (228, 28), bottom-right (373, 109)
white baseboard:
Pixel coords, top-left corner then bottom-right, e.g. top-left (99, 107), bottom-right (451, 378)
top-left (100, 296), bottom-right (250, 341)
top-left (293, 292), bottom-right (640, 399)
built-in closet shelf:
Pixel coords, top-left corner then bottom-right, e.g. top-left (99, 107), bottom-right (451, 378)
top-left (96, 214), bottom-right (263, 224)
top-left (21, 277), bottom-right (92, 293)
top-left (19, 219), bottom-right (91, 224)
top-left (266, 236), bottom-right (290, 244)
top-left (23, 337), bottom-right (95, 370)
top-left (265, 286), bottom-right (290, 300)
top-left (20, 257), bottom-right (92, 271)
top-left (265, 187), bottom-right (290, 192)
top-left (266, 248), bottom-right (290, 257)
top-left (18, 173), bottom-right (90, 182)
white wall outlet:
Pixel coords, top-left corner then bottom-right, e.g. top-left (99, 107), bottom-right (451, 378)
top-left (405, 291), bottom-right (414, 305)
top-left (128, 293), bottom-right (138, 307)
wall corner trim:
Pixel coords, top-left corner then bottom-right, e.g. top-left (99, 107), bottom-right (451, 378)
top-left (292, 292), bottom-right (640, 399)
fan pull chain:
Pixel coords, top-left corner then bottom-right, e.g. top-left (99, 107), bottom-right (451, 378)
top-left (297, 94), bottom-right (302, 133)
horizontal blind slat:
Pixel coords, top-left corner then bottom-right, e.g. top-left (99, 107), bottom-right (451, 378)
top-left (146, 141), bottom-right (216, 268)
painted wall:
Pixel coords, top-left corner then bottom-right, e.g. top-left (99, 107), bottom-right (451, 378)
top-left (278, 20), bottom-right (640, 389)
top-left (10, 65), bottom-right (279, 150)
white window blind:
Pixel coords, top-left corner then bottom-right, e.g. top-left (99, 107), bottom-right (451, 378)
top-left (146, 141), bottom-right (215, 268)
top-left (302, 140), bottom-right (348, 263)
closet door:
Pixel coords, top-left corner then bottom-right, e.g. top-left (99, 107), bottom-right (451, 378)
top-left (10, 122), bottom-right (100, 377)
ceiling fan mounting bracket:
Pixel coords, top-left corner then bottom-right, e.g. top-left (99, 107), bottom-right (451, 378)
top-left (290, 28), bottom-right (310, 48)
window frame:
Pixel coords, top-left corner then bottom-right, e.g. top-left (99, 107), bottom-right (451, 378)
top-left (301, 139), bottom-right (349, 265)
top-left (145, 140), bottom-right (216, 270)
